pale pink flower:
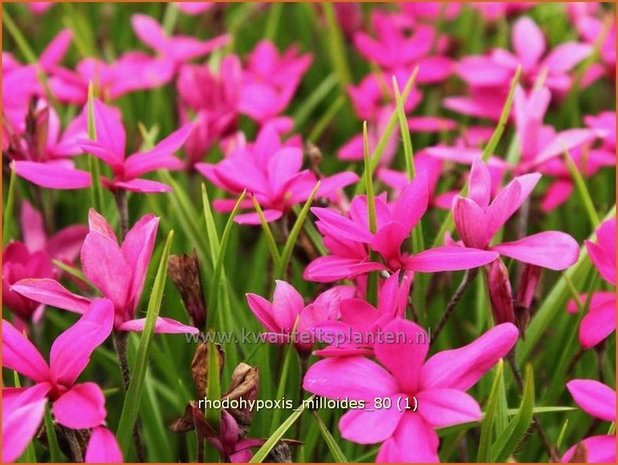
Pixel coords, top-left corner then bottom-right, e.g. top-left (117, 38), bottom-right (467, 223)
top-left (85, 427), bottom-right (123, 463)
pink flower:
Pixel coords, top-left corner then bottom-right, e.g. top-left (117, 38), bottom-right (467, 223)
top-left (562, 379), bottom-right (616, 463)
top-left (314, 271), bottom-right (412, 357)
top-left (2, 242), bottom-right (55, 325)
top-left (78, 99), bottom-right (193, 193)
top-left (354, 9), bottom-right (454, 82)
top-left (207, 410), bottom-right (266, 462)
top-left (512, 86), bottom-right (602, 211)
top-left (573, 11), bottom-right (615, 85)
top-left (177, 56), bottom-right (242, 166)
top-left (175, 2), bottom-right (214, 15)
top-left (20, 200), bottom-right (87, 264)
top-left (49, 53), bottom-right (174, 105)
top-left (471, 2), bottom-right (533, 21)
top-left (305, 173), bottom-right (498, 282)
top-left (131, 14), bottom-right (229, 69)
top-left (567, 218), bottom-right (616, 348)
top-left (197, 124), bottom-right (358, 224)
top-left (453, 158), bottom-right (580, 271)
top-left (1, 298), bottom-right (114, 463)
top-left (303, 319), bottom-right (519, 462)
top-left (28, 2), bottom-right (54, 14)
top-left (246, 281), bottom-right (354, 354)
top-left (12, 209), bottom-right (198, 335)
top-left (237, 41), bottom-right (312, 130)
top-left (458, 16), bottom-right (593, 93)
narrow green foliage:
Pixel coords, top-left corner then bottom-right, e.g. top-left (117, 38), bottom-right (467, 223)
top-left (312, 411), bottom-right (349, 462)
top-left (3, 166), bottom-right (18, 245)
top-left (116, 230), bottom-right (175, 456)
top-left (563, 149), bottom-right (601, 227)
top-left (86, 82), bottom-right (105, 213)
top-left (44, 405), bottom-right (63, 462)
top-left (478, 360), bottom-right (506, 461)
top-left (252, 196), bottom-right (282, 268)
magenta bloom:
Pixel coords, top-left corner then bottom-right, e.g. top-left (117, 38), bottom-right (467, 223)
top-left (1, 298), bottom-right (114, 463)
top-left (8, 104), bottom-right (92, 190)
top-left (453, 158), bottom-right (580, 271)
top-left (2, 242), bottom-right (55, 325)
top-left (305, 174), bottom-right (498, 282)
top-left (13, 209), bottom-right (197, 335)
top-left (567, 218), bottom-right (616, 348)
top-left (78, 99), bottom-right (193, 193)
top-left (246, 281), bottom-right (354, 353)
top-left (49, 53), bottom-right (174, 105)
top-left (353, 9), bottom-right (454, 82)
top-left (207, 410), bottom-right (265, 463)
top-left (458, 16), bottom-right (592, 93)
top-left (315, 271), bottom-right (412, 357)
top-left (304, 319), bottom-right (519, 462)
top-left (562, 379), bottom-right (616, 463)
top-left (197, 124), bottom-right (358, 224)
top-left (177, 56), bottom-right (242, 166)
top-left (132, 14), bottom-right (229, 69)
top-left (237, 40), bottom-right (312, 131)
top-left (175, 2), bottom-right (214, 15)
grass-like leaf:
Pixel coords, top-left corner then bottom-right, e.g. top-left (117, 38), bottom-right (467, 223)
top-left (277, 182), bottom-right (320, 279)
top-left (477, 360), bottom-right (506, 462)
top-left (491, 364), bottom-right (535, 462)
top-left (3, 165), bottom-right (17, 246)
top-left (312, 411), bottom-right (348, 462)
top-left (86, 82), bottom-right (105, 213)
top-left (563, 148), bottom-right (601, 227)
top-left (44, 405), bottom-right (63, 462)
top-left (250, 395), bottom-right (315, 463)
top-left (252, 196), bottom-right (282, 268)
top-left (116, 230), bottom-right (175, 456)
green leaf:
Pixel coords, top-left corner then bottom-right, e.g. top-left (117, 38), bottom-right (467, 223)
top-left (116, 230), bottom-right (175, 456)
top-left (264, 2), bottom-right (284, 41)
top-left (250, 395), bottom-right (315, 463)
top-left (201, 183), bottom-right (221, 267)
top-left (477, 360), bottom-right (506, 462)
top-left (3, 165), bottom-right (17, 246)
top-left (269, 341), bottom-right (296, 433)
top-left (312, 411), bottom-right (348, 462)
top-left (44, 405), bottom-right (63, 462)
top-left (251, 196), bottom-right (281, 268)
top-left (293, 73), bottom-right (338, 130)
top-left (491, 364), bottom-right (535, 462)
top-left (563, 148), bottom-right (600, 227)
top-left (86, 82), bottom-right (105, 213)
top-left (322, 3), bottom-right (351, 87)
top-left (277, 182), bottom-right (320, 279)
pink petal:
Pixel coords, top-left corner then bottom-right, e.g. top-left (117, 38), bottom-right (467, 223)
top-left (1, 319), bottom-right (49, 382)
top-left (453, 197), bottom-right (490, 249)
top-left (586, 237), bottom-right (616, 285)
top-left (420, 323), bottom-right (518, 391)
top-left (39, 29), bottom-right (73, 70)
top-left (371, 222), bottom-right (408, 262)
top-left (579, 293), bottom-right (616, 348)
top-left (561, 435), bottom-right (616, 463)
top-left (121, 214), bottom-right (159, 310)
top-left (82, 231), bottom-right (131, 312)
top-left (304, 256), bottom-right (385, 282)
top-left (542, 42), bottom-right (593, 73)
top-left (512, 17), bottom-right (545, 69)
top-left (53, 382), bottom-right (107, 429)
top-left (234, 209), bottom-right (283, 225)
top-left (391, 173), bottom-right (429, 232)
top-left (468, 158), bottom-right (492, 209)
top-left (1, 384), bottom-right (50, 463)
top-left (375, 318), bottom-right (429, 393)
top-left (317, 172), bottom-right (359, 197)
top-left (303, 357), bottom-right (399, 401)
top-left (405, 246), bottom-right (498, 273)
top-left (131, 14), bottom-right (167, 51)
top-left (339, 399), bottom-right (405, 444)
top-left (376, 413), bottom-right (440, 463)
top-left (13, 160), bottom-right (91, 190)
top-left (47, 225), bottom-right (88, 262)
top-left (416, 389), bottom-right (482, 428)
top-left (90, 99), bottom-right (126, 158)
top-left (50, 298), bottom-right (114, 385)
top-left (535, 129), bottom-right (597, 166)
top-left (492, 231), bottom-right (580, 270)
top-left (272, 280), bottom-right (304, 331)
top-left (113, 178), bottom-right (173, 193)
top-left (246, 293), bottom-right (279, 333)
top-left (541, 179), bottom-right (573, 212)
top-left (119, 317), bottom-right (198, 334)
top-left (85, 427), bottom-right (123, 463)
top-left (124, 123), bottom-right (193, 179)
top-left (11, 278), bottom-right (92, 314)
top-left (20, 200), bottom-right (46, 253)
top-left (312, 207), bottom-right (373, 243)
top-left (567, 379), bottom-right (616, 422)
top-left (88, 208), bottom-right (117, 241)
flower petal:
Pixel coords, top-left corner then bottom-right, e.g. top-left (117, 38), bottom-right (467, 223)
top-left (406, 246), bottom-right (498, 273)
top-left (53, 382), bottom-right (107, 429)
top-left (118, 317), bottom-right (198, 334)
top-left (339, 399), bottom-right (405, 444)
top-left (13, 161), bottom-right (91, 190)
top-left (567, 379), bottom-right (616, 422)
top-left (2, 319), bottom-right (49, 382)
top-left (376, 413), bottom-right (440, 463)
top-left (492, 231), bottom-right (580, 270)
top-left (11, 278), bottom-right (92, 314)
top-left (416, 389), bottom-right (482, 428)
top-left (85, 427), bottom-right (124, 463)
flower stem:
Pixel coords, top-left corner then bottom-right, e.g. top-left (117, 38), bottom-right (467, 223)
top-left (63, 427), bottom-right (83, 462)
top-left (114, 190), bottom-right (129, 239)
top-left (112, 331), bottom-right (145, 461)
top-left (432, 268), bottom-right (478, 341)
